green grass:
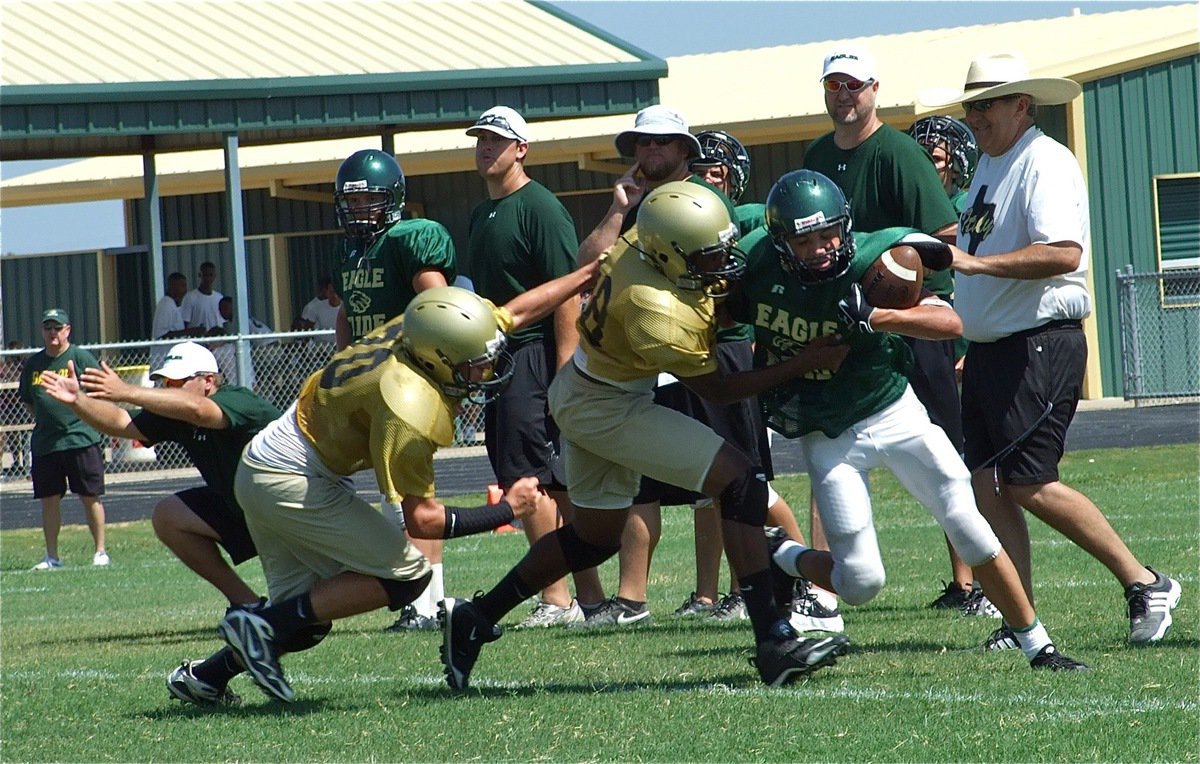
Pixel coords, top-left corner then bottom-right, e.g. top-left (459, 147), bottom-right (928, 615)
top-left (2, 444), bottom-right (1196, 762)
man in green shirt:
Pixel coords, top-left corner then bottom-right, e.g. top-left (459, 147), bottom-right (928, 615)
top-left (41, 341), bottom-right (282, 628)
top-left (803, 45), bottom-right (963, 615)
top-left (18, 308), bottom-right (108, 569)
top-left (465, 105), bottom-right (604, 628)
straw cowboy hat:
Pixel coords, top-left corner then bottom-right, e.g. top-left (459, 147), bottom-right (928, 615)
top-left (920, 52), bottom-right (1082, 107)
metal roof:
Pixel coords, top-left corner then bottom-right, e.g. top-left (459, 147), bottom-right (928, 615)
top-left (3, 2), bottom-right (1197, 204)
top-left (0, 0), bottom-right (666, 158)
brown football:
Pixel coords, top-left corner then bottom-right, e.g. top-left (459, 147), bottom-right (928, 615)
top-left (859, 245), bottom-right (923, 309)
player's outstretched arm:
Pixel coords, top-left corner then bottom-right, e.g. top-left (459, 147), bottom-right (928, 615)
top-left (41, 360), bottom-right (143, 440)
top-left (681, 335), bottom-right (851, 405)
top-left (577, 163), bottom-right (645, 267)
top-left (80, 360), bottom-right (227, 429)
top-left (505, 259), bottom-right (602, 333)
top-left (399, 477), bottom-right (546, 539)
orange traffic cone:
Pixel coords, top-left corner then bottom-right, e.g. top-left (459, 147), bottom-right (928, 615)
top-left (489, 484), bottom-right (520, 533)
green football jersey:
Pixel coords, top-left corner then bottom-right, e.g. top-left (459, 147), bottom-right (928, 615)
top-left (729, 226), bottom-right (920, 438)
top-left (333, 218), bottom-right (457, 341)
top-left (18, 345), bottom-right (104, 457)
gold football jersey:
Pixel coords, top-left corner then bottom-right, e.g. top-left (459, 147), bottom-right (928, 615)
top-left (577, 231), bottom-right (717, 383)
top-left (295, 305), bottom-right (513, 500)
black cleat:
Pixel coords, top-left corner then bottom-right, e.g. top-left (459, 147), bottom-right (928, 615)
top-left (439, 597), bottom-right (501, 691)
top-left (752, 621), bottom-right (849, 687)
top-left (1030, 644), bottom-right (1091, 671)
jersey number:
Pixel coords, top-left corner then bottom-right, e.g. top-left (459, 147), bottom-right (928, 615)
top-left (319, 324), bottom-right (402, 390)
top-left (580, 276), bottom-right (613, 348)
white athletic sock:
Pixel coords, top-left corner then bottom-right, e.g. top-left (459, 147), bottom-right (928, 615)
top-left (412, 564), bottom-right (443, 618)
top-left (428, 562), bottom-right (444, 608)
top-left (773, 540), bottom-right (810, 577)
top-left (1012, 618), bottom-right (1052, 660)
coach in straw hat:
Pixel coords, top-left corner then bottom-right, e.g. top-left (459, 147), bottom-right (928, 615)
top-left (924, 52), bottom-right (1183, 650)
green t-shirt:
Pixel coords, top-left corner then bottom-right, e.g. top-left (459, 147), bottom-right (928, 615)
top-left (18, 345), bottom-right (103, 457)
top-left (132, 385), bottom-right (281, 515)
top-left (733, 203), bottom-right (766, 237)
top-left (728, 226), bottom-right (920, 439)
top-left (804, 124), bottom-right (958, 237)
top-left (333, 218), bottom-right (457, 341)
top-left (467, 180), bottom-right (579, 348)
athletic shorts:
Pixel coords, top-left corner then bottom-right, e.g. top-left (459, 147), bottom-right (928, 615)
top-left (484, 339), bottom-right (566, 491)
top-left (234, 458), bottom-right (429, 603)
top-left (548, 362), bottom-right (725, 511)
top-left (961, 320), bottom-right (1085, 485)
top-left (32, 444), bottom-right (105, 499)
top-left (176, 485), bottom-right (257, 565)
top-left (636, 339), bottom-right (773, 505)
top-left (903, 336), bottom-right (963, 453)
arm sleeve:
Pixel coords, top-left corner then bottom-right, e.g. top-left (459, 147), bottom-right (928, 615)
top-left (404, 220), bottom-right (458, 284)
top-left (1025, 146), bottom-right (1088, 246)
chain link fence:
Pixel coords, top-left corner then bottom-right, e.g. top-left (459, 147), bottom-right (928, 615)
top-left (0, 330), bottom-right (486, 482)
top-left (1116, 266), bottom-right (1200, 401)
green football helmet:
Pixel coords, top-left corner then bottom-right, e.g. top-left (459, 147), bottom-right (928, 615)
top-left (635, 181), bottom-right (745, 297)
top-left (398, 286), bottom-right (513, 403)
top-left (334, 150), bottom-right (406, 240)
top-left (765, 169), bottom-right (856, 284)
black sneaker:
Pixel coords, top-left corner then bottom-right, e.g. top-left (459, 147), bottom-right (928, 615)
top-left (385, 604), bottom-right (439, 632)
top-left (224, 597), bottom-right (268, 619)
top-left (218, 610), bottom-right (294, 702)
top-left (1125, 567), bottom-right (1182, 644)
top-left (982, 624), bottom-right (1019, 651)
top-left (790, 578), bottom-right (845, 633)
top-left (928, 582), bottom-right (971, 610)
top-left (752, 621), bottom-right (850, 687)
top-left (1029, 644), bottom-right (1091, 671)
top-left (568, 597), bottom-right (651, 629)
top-left (959, 586), bottom-right (1000, 618)
top-left (439, 597), bottom-right (500, 691)
top-left (674, 592), bottom-right (715, 617)
top-left (710, 591), bottom-right (748, 621)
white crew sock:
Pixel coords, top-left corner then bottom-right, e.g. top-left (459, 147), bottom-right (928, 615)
top-left (1012, 618), bottom-right (1052, 660)
top-left (772, 540), bottom-right (811, 577)
top-left (413, 563), bottom-right (444, 618)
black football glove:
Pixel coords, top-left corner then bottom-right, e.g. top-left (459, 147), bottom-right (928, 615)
top-left (836, 282), bottom-right (876, 334)
top-left (907, 240), bottom-right (953, 271)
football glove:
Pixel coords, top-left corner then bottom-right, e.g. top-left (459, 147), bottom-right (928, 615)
top-left (899, 233), bottom-right (953, 271)
top-left (837, 282), bottom-right (876, 334)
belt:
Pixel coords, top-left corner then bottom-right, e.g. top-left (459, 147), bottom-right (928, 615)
top-left (1002, 319), bottom-right (1082, 342)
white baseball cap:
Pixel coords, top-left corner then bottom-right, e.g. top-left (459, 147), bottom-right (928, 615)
top-left (820, 45), bottom-right (877, 82)
top-left (151, 342), bottom-right (219, 381)
top-left (466, 106), bottom-right (530, 142)
top-left (614, 105), bottom-right (703, 159)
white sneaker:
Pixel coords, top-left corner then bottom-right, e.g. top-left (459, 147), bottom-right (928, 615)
top-left (32, 555), bottom-right (63, 571)
top-left (514, 599), bottom-right (585, 629)
top-left (92, 551), bottom-right (110, 567)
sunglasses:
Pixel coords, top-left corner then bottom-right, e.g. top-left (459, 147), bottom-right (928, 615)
top-left (823, 78), bottom-right (874, 94)
top-left (964, 95), bottom-right (1020, 114)
top-left (635, 135), bottom-right (677, 147)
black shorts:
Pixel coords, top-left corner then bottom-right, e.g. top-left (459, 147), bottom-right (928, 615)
top-left (903, 336), bottom-right (963, 453)
top-left (32, 444), bottom-right (106, 499)
top-left (636, 339), bottom-right (774, 506)
top-left (484, 339), bottom-right (567, 491)
top-left (176, 486), bottom-right (257, 565)
top-left (961, 321), bottom-right (1085, 485)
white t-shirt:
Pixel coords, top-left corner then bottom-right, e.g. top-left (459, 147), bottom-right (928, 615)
top-left (151, 296), bottom-right (184, 340)
top-left (180, 289), bottom-right (225, 331)
top-left (954, 127), bottom-right (1092, 343)
top-left (300, 297), bottom-right (341, 340)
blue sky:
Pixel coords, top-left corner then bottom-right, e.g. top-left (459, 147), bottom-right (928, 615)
top-left (0, 0), bottom-right (1171, 255)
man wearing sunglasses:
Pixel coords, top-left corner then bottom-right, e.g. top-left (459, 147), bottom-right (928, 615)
top-left (802, 45), bottom-right (964, 622)
top-left (40, 341), bottom-right (281, 627)
top-left (923, 52), bottom-right (1181, 650)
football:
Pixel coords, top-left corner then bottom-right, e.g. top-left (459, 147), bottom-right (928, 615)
top-left (859, 245), bottom-right (923, 309)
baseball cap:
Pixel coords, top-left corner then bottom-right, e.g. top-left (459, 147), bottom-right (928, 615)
top-left (41, 308), bottom-right (70, 326)
top-left (614, 105), bottom-right (703, 159)
top-left (466, 106), bottom-right (529, 142)
top-left (820, 45), bottom-right (877, 82)
top-left (150, 341), bottom-right (219, 381)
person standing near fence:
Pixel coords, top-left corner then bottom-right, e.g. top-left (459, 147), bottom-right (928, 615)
top-left (180, 262), bottom-right (225, 333)
top-left (925, 52), bottom-right (1181, 647)
top-left (464, 105), bottom-right (604, 628)
top-left (18, 308), bottom-right (109, 569)
top-left (40, 341), bottom-right (281, 614)
top-left (329, 148), bottom-right (457, 632)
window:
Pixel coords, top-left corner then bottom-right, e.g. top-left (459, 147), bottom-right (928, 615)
top-left (1153, 174), bottom-right (1200, 307)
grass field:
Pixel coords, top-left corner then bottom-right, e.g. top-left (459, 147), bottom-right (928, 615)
top-left (1, 444), bottom-right (1196, 762)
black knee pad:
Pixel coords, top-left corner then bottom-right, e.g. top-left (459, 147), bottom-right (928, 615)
top-left (376, 570), bottom-right (433, 612)
top-left (556, 525), bottom-right (620, 572)
top-left (278, 621), bottom-right (332, 654)
top-left (719, 468), bottom-right (769, 526)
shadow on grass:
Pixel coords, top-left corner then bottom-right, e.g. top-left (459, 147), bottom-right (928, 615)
top-left (51, 625), bottom-right (221, 647)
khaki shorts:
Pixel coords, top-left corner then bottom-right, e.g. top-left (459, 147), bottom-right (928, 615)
top-left (548, 363), bottom-right (725, 510)
top-left (234, 459), bottom-right (429, 603)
